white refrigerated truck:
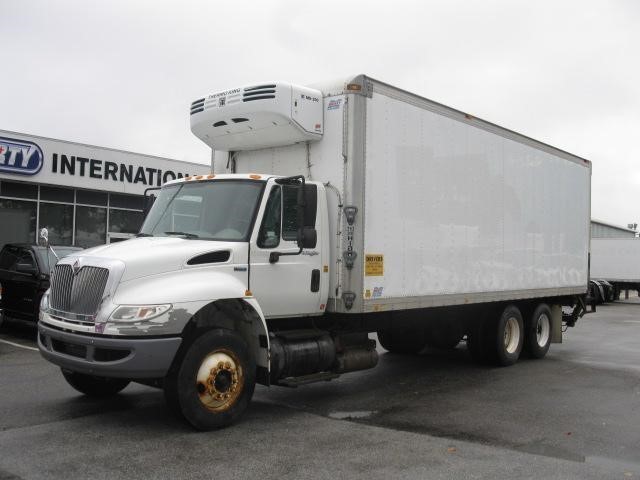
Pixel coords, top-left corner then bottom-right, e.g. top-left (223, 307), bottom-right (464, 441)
top-left (591, 238), bottom-right (640, 297)
top-left (38, 75), bottom-right (591, 430)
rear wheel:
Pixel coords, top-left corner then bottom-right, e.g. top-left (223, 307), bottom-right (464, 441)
top-left (61, 370), bottom-right (130, 397)
top-left (467, 305), bottom-right (524, 366)
top-left (524, 303), bottom-right (552, 359)
top-left (493, 305), bottom-right (524, 366)
top-left (377, 328), bottom-right (425, 354)
top-left (164, 329), bottom-right (256, 430)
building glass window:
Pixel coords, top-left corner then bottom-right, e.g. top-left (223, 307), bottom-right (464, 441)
top-left (75, 206), bottom-right (107, 248)
top-left (110, 193), bottom-right (144, 210)
top-left (0, 199), bottom-right (37, 249)
top-left (39, 203), bottom-right (73, 246)
top-left (109, 209), bottom-right (143, 234)
top-left (77, 189), bottom-right (108, 206)
top-left (0, 180), bottom-right (147, 248)
top-left (0, 181), bottom-right (38, 199)
top-left (40, 186), bottom-right (74, 203)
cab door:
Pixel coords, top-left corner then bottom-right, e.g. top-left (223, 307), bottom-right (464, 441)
top-left (250, 181), bottom-right (323, 318)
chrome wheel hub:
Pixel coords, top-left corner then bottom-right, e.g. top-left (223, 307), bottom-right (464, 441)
top-left (504, 317), bottom-right (521, 354)
top-left (536, 313), bottom-right (550, 348)
top-left (196, 349), bottom-right (243, 412)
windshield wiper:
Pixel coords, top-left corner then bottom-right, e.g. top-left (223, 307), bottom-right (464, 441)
top-left (136, 233), bottom-right (153, 237)
top-left (164, 231), bottom-right (199, 239)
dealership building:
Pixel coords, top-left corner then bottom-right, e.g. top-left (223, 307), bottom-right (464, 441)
top-left (0, 129), bottom-right (210, 250)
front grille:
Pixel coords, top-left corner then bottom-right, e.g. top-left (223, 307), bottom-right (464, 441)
top-left (50, 264), bottom-right (109, 318)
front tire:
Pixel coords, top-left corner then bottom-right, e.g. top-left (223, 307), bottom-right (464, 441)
top-left (61, 369), bottom-right (130, 397)
top-left (524, 303), bottom-right (552, 359)
top-left (164, 329), bottom-right (256, 430)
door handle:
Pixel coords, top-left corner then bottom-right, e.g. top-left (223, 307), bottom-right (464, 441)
top-left (310, 269), bottom-right (320, 292)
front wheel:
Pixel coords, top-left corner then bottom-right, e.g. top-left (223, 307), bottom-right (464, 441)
top-left (164, 329), bottom-right (256, 430)
top-left (61, 369), bottom-right (130, 397)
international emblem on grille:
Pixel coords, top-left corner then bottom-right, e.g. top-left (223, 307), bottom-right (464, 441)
top-left (72, 259), bottom-right (81, 275)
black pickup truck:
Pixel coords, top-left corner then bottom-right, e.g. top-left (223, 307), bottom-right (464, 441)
top-left (0, 244), bottom-right (82, 326)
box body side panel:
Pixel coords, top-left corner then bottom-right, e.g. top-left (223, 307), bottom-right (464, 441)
top-left (362, 91), bottom-right (590, 309)
top-left (591, 238), bottom-right (640, 282)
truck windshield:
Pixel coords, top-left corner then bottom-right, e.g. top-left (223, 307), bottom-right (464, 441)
top-left (139, 180), bottom-right (264, 241)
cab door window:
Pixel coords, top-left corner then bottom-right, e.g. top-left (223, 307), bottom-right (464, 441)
top-left (257, 183), bottom-right (318, 247)
top-left (257, 187), bottom-right (281, 248)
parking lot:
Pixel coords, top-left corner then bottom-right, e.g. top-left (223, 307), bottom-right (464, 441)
top-left (1, 300), bottom-right (639, 480)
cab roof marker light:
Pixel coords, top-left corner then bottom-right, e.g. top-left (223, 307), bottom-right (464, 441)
top-left (249, 174), bottom-right (262, 180)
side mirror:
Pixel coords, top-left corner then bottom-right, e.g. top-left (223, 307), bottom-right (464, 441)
top-left (298, 227), bottom-right (317, 249)
top-left (16, 263), bottom-right (37, 275)
top-left (39, 228), bottom-right (49, 246)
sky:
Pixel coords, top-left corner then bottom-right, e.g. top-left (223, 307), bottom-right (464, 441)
top-left (1, 0), bottom-right (639, 227)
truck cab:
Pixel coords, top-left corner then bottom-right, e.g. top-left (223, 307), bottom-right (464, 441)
top-left (37, 173), bottom-right (346, 430)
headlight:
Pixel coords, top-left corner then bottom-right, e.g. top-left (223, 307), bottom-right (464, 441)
top-left (109, 304), bottom-right (172, 322)
top-left (40, 291), bottom-right (50, 312)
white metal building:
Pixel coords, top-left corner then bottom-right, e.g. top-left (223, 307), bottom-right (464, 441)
top-left (591, 219), bottom-right (637, 239)
top-left (0, 130), bottom-right (209, 250)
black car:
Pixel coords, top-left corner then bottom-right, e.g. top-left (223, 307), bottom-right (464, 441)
top-left (0, 244), bottom-right (83, 326)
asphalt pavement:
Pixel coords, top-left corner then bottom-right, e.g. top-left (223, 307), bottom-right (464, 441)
top-left (1, 300), bottom-right (639, 479)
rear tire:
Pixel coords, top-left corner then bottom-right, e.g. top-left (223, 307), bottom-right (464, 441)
top-left (492, 305), bottom-right (524, 366)
top-left (163, 329), bottom-right (256, 430)
top-left (468, 305), bottom-right (524, 366)
top-left (377, 329), bottom-right (425, 354)
top-left (61, 369), bottom-right (130, 397)
top-left (524, 303), bottom-right (552, 359)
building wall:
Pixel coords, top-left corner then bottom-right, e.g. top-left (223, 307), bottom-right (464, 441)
top-left (591, 222), bottom-right (636, 238)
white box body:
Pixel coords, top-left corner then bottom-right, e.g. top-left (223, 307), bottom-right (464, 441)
top-left (208, 75), bottom-right (592, 314)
